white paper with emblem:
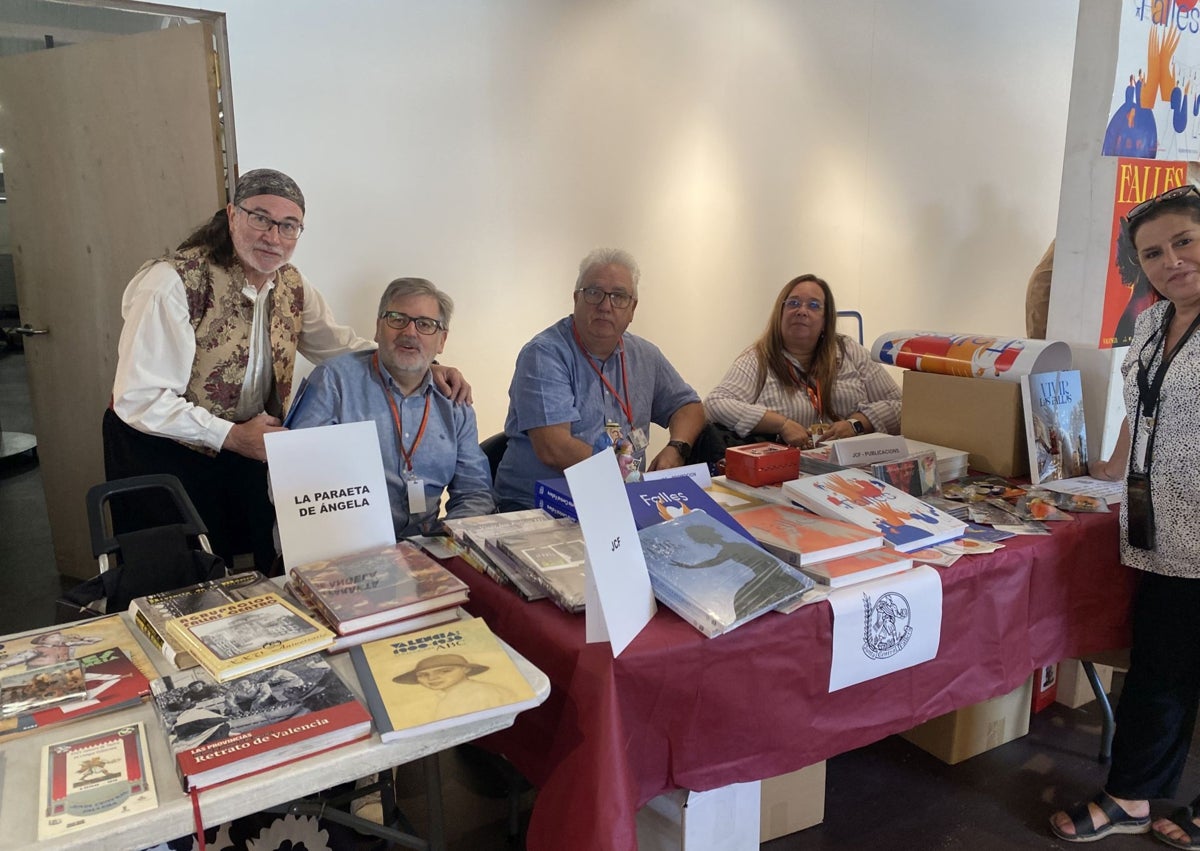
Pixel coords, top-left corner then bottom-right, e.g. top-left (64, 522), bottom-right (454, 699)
top-left (827, 565), bottom-right (942, 692)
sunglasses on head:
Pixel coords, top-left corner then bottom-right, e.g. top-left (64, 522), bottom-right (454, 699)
top-left (1127, 184), bottom-right (1200, 223)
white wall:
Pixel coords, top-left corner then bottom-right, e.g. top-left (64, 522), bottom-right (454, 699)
top-left (219, 0), bottom-right (1079, 440)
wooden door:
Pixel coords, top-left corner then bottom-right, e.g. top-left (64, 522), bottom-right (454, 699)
top-left (0, 23), bottom-right (226, 578)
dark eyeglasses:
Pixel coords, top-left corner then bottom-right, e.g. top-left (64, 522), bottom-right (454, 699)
top-left (379, 311), bottom-right (445, 334)
top-left (576, 287), bottom-right (635, 309)
top-left (1127, 185), bottom-right (1200, 223)
top-left (237, 205), bottom-right (304, 239)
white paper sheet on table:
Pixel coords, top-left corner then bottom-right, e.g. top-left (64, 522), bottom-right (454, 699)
top-left (828, 565), bottom-right (942, 692)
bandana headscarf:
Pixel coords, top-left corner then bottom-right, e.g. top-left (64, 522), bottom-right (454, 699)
top-left (233, 168), bottom-right (305, 212)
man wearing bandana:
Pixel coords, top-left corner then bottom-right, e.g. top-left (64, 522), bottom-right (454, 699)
top-left (104, 169), bottom-right (467, 571)
top-left (493, 247), bottom-right (704, 510)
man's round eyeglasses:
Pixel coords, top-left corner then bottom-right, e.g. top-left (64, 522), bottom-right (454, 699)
top-left (380, 311), bottom-right (445, 335)
top-left (784, 297), bottom-right (824, 312)
top-left (237, 205), bottom-right (304, 239)
top-left (576, 287), bottom-right (635, 309)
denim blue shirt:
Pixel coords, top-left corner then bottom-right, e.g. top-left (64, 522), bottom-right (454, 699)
top-left (288, 350), bottom-right (495, 537)
top-left (494, 317), bottom-right (700, 508)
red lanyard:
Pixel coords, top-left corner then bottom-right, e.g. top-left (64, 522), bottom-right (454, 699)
top-left (572, 321), bottom-right (634, 427)
top-left (373, 352), bottom-right (431, 472)
top-left (787, 362), bottom-right (823, 419)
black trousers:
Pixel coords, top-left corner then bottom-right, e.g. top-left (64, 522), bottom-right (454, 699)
top-left (1107, 570), bottom-right (1200, 801)
top-left (101, 409), bottom-right (277, 574)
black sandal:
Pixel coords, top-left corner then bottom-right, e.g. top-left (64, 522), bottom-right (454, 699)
top-left (1050, 790), bottom-right (1151, 843)
top-left (1153, 806), bottom-right (1200, 850)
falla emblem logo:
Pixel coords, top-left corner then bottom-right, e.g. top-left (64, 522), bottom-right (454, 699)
top-left (860, 591), bottom-right (912, 660)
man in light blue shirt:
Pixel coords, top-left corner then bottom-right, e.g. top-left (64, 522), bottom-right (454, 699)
top-left (494, 248), bottom-right (705, 509)
top-left (289, 278), bottom-right (494, 537)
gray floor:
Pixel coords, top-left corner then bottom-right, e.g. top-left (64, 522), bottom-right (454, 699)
top-left (3, 345), bottom-right (1200, 850)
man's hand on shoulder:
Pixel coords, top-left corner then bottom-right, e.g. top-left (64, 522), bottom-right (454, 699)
top-left (432, 364), bottom-right (472, 405)
top-left (223, 412), bottom-right (285, 462)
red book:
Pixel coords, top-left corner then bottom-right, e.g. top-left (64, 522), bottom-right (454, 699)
top-left (798, 548), bottom-right (913, 588)
top-left (731, 503), bottom-right (883, 567)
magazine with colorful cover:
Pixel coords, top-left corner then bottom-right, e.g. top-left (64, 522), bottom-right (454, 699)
top-left (288, 542), bottom-right (468, 635)
top-left (1020, 369), bottom-right (1089, 485)
top-left (783, 468), bottom-right (966, 553)
top-left (0, 647), bottom-right (149, 740)
top-left (38, 721), bottom-right (157, 840)
top-left (493, 525), bottom-right (588, 613)
top-left (350, 616), bottom-right (538, 741)
top-left (869, 450), bottom-right (940, 498)
top-left (150, 654), bottom-right (371, 790)
top-left (625, 477), bottom-right (757, 542)
top-left (165, 592), bottom-right (334, 682)
top-left (730, 503), bottom-right (884, 566)
top-left (638, 510), bottom-right (814, 638)
top-left (0, 659), bottom-right (86, 718)
top-left (129, 570), bottom-right (276, 669)
top-left (798, 548), bottom-right (913, 588)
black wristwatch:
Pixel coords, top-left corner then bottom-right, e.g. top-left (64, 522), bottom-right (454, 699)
top-left (666, 440), bottom-right (692, 461)
top-left (850, 418), bottom-right (865, 435)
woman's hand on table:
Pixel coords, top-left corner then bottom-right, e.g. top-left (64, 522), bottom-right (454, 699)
top-left (777, 418), bottom-right (813, 448)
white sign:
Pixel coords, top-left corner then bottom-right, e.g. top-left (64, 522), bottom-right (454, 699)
top-left (827, 565), bottom-right (942, 692)
top-left (564, 451), bottom-right (656, 656)
top-left (642, 461), bottom-right (713, 489)
top-left (265, 421), bottom-right (395, 568)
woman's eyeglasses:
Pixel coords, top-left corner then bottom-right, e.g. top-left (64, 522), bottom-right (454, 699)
top-left (1126, 184), bottom-right (1200, 223)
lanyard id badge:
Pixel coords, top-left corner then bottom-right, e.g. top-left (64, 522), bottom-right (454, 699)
top-left (628, 427), bottom-right (649, 453)
top-left (406, 474), bottom-right (427, 514)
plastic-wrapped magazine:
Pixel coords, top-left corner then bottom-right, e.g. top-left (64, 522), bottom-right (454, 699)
top-left (638, 510), bottom-right (813, 638)
top-left (493, 526), bottom-right (588, 613)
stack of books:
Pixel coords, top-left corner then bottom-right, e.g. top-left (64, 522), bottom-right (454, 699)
top-left (488, 524), bottom-right (587, 613)
top-left (443, 509), bottom-right (577, 600)
top-left (150, 654), bottom-right (371, 791)
top-left (287, 542), bottom-right (469, 650)
top-left (783, 468), bottom-right (966, 553)
top-left (904, 438), bottom-right (969, 482)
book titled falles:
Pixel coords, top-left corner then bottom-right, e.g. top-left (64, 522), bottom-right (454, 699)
top-left (783, 468), bottom-right (966, 553)
top-left (638, 510), bottom-right (814, 638)
top-left (625, 477), bottom-right (757, 542)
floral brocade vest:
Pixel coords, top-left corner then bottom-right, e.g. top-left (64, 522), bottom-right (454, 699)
top-left (160, 247), bottom-right (304, 452)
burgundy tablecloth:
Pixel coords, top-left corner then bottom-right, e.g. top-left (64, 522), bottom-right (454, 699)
top-left (451, 510), bottom-right (1134, 851)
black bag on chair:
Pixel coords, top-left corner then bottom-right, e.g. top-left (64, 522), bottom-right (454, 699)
top-left (57, 475), bottom-right (227, 621)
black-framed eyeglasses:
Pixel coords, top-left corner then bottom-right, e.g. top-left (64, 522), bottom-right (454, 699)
top-left (1127, 185), bottom-right (1200, 223)
top-left (379, 311), bottom-right (445, 335)
top-left (784, 297), bottom-right (824, 313)
top-left (237, 205), bottom-right (304, 239)
top-left (576, 286), bottom-right (635, 309)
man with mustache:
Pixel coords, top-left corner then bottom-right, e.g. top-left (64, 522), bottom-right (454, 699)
top-left (104, 169), bottom-right (468, 571)
top-left (288, 277), bottom-right (494, 538)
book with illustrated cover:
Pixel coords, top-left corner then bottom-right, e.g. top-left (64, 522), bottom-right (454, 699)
top-left (351, 616), bottom-right (538, 741)
top-left (129, 570), bottom-right (276, 669)
top-left (638, 510), bottom-right (814, 638)
top-left (1021, 369), bottom-right (1089, 485)
top-left (0, 615), bottom-right (157, 682)
top-left (625, 477), bottom-right (756, 542)
top-left (0, 647), bottom-right (152, 741)
top-left (1, 659), bottom-right (86, 718)
top-left (150, 654), bottom-right (371, 791)
top-left (38, 721), bottom-right (157, 840)
top-left (165, 592), bottom-right (334, 682)
top-left (284, 580), bottom-right (460, 652)
top-left (798, 548), bottom-right (913, 588)
top-left (289, 542), bottom-right (468, 635)
top-left (730, 503), bottom-right (884, 566)
top-left (493, 525), bottom-right (588, 613)
top-left (869, 450), bottom-right (940, 498)
top-left (783, 468), bottom-right (966, 553)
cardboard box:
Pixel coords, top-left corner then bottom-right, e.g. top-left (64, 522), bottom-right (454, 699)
top-left (1032, 663), bottom-right (1058, 714)
top-left (636, 782), bottom-right (760, 851)
top-left (760, 762), bottom-right (825, 841)
top-left (901, 676), bottom-right (1033, 764)
top-left (901, 371), bottom-right (1028, 477)
top-left (1056, 659), bottom-right (1119, 709)
top-left (725, 442), bottom-right (800, 487)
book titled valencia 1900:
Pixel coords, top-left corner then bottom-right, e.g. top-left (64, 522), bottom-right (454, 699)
top-left (638, 510), bottom-right (814, 638)
top-left (165, 592), bottom-right (334, 683)
top-left (783, 468), bottom-right (966, 553)
top-left (150, 654), bottom-right (372, 791)
top-left (289, 542), bottom-right (469, 635)
top-left (730, 503), bottom-right (883, 566)
top-left (351, 616), bottom-right (538, 741)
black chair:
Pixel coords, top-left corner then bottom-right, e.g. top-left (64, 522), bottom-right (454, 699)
top-left (480, 432), bottom-right (508, 479)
